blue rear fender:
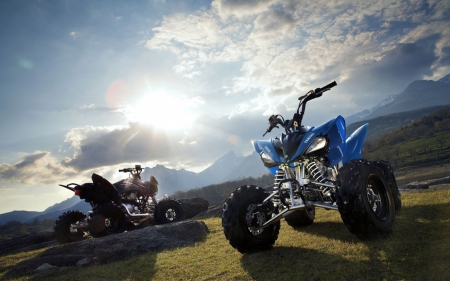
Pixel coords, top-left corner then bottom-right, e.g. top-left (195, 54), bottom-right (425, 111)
top-left (343, 123), bottom-right (369, 163)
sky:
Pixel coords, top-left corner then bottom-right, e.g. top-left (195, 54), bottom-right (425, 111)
top-left (1, 0), bottom-right (450, 214)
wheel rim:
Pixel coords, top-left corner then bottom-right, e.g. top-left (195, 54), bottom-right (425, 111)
top-left (105, 213), bottom-right (121, 231)
top-left (69, 223), bottom-right (80, 235)
top-left (366, 175), bottom-right (389, 220)
top-left (245, 204), bottom-right (266, 235)
top-left (165, 208), bottom-right (177, 221)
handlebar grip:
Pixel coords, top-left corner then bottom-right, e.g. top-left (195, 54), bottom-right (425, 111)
top-left (319, 81), bottom-right (337, 92)
top-left (325, 81), bottom-right (337, 89)
top-left (119, 169), bottom-right (124, 172)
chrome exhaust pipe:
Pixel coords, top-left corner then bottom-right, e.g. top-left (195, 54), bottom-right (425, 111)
top-left (121, 203), bottom-right (151, 217)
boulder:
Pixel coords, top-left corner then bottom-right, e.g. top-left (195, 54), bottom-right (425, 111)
top-left (402, 176), bottom-right (450, 190)
top-left (3, 220), bottom-right (208, 279)
top-left (178, 198), bottom-right (209, 219)
top-left (403, 181), bottom-right (429, 190)
top-left (194, 201), bottom-right (224, 218)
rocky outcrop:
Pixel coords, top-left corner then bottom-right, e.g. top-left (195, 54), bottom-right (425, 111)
top-left (194, 201), bottom-right (224, 218)
top-left (178, 198), bottom-right (209, 219)
top-left (401, 176), bottom-right (450, 190)
top-left (3, 220), bottom-right (208, 279)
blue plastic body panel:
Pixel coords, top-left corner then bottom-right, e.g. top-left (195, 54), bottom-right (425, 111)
top-left (253, 115), bottom-right (369, 175)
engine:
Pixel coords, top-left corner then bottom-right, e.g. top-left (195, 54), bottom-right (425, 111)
top-left (122, 191), bottom-right (147, 215)
top-left (273, 159), bottom-right (337, 204)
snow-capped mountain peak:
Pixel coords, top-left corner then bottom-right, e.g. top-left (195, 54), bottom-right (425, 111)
top-left (438, 74), bottom-right (450, 84)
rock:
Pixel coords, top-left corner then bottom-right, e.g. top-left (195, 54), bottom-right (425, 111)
top-left (76, 258), bottom-right (90, 267)
top-left (403, 181), bottom-right (429, 189)
top-left (178, 198), bottom-right (209, 219)
top-left (426, 176), bottom-right (450, 185)
top-left (402, 176), bottom-right (450, 190)
top-left (33, 263), bottom-right (57, 275)
top-left (3, 220), bottom-right (208, 279)
top-left (194, 201), bottom-right (224, 218)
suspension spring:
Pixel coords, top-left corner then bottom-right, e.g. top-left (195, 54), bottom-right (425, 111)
top-left (274, 169), bottom-right (285, 186)
top-left (306, 161), bottom-right (326, 183)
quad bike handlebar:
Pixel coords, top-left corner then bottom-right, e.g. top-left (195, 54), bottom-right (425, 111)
top-left (119, 165), bottom-right (143, 180)
top-left (263, 81), bottom-right (337, 136)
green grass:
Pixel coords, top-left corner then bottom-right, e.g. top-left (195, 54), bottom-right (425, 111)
top-left (1, 189), bottom-right (450, 281)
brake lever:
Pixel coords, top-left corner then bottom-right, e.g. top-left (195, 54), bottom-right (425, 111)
top-left (263, 115), bottom-right (280, 136)
top-left (263, 124), bottom-right (279, 137)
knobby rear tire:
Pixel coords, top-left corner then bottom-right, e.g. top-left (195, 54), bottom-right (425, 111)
top-left (54, 210), bottom-right (87, 244)
top-left (336, 159), bottom-right (396, 239)
top-left (87, 202), bottom-right (126, 238)
top-left (373, 160), bottom-right (402, 211)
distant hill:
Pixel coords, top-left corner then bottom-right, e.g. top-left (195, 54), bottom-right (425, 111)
top-left (0, 197), bottom-right (90, 225)
top-left (347, 105), bottom-right (448, 141)
top-left (0, 211), bottom-right (41, 226)
top-left (347, 74), bottom-right (450, 124)
top-left (222, 152), bottom-right (268, 182)
top-left (363, 106), bottom-right (450, 167)
top-left (140, 150), bottom-right (270, 195)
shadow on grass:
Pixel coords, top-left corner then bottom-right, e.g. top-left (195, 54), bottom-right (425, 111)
top-left (241, 202), bottom-right (450, 281)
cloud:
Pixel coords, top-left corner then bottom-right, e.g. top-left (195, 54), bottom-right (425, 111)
top-left (146, 0), bottom-right (450, 117)
top-left (80, 104), bottom-right (95, 110)
top-left (0, 151), bottom-right (78, 185)
top-left (60, 113), bottom-right (271, 172)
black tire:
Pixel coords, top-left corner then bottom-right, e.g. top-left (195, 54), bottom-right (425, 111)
top-left (284, 206), bottom-right (315, 227)
top-left (155, 198), bottom-right (186, 224)
top-left (336, 159), bottom-right (395, 239)
top-left (54, 210), bottom-right (87, 244)
top-left (222, 185), bottom-right (280, 253)
top-left (373, 160), bottom-right (402, 211)
top-left (87, 203), bottom-right (126, 238)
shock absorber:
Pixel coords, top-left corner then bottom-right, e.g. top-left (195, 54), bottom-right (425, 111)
top-left (274, 169), bottom-right (285, 186)
top-left (306, 161), bottom-right (326, 183)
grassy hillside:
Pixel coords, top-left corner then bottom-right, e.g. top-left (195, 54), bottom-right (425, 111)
top-left (363, 106), bottom-right (450, 170)
top-left (1, 188), bottom-right (449, 280)
top-left (347, 105), bottom-right (447, 141)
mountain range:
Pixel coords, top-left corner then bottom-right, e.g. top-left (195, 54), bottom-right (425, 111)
top-left (0, 151), bottom-right (268, 225)
top-left (139, 150), bottom-right (268, 195)
top-left (346, 74), bottom-right (450, 124)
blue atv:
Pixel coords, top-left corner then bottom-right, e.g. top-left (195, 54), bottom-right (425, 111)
top-left (222, 81), bottom-right (402, 253)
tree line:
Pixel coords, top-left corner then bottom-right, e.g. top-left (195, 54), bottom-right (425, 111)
top-left (172, 174), bottom-right (275, 206)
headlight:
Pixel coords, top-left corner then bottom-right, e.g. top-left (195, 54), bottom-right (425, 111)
top-left (260, 151), bottom-right (277, 167)
top-left (305, 136), bottom-right (327, 154)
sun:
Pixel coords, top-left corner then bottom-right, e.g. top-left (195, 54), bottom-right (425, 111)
top-left (123, 93), bottom-right (201, 131)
